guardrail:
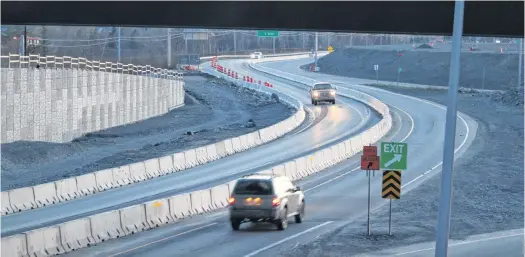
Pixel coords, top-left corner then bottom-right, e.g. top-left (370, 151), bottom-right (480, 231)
top-left (1, 56), bottom-right (391, 257)
top-left (0, 60), bottom-right (305, 217)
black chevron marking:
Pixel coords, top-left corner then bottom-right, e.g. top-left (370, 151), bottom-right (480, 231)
top-left (382, 183), bottom-right (401, 192)
top-left (382, 175), bottom-right (401, 185)
top-left (382, 191), bottom-right (400, 199)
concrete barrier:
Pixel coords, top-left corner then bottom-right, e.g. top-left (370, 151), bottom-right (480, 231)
top-left (210, 184), bottom-right (230, 208)
top-left (195, 147), bottom-right (208, 165)
top-left (215, 141), bottom-right (228, 158)
top-left (129, 162), bottom-right (148, 182)
top-left (169, 193), bottom-right (192, 219)
top-left (120, 205), bottom-right (149, 235)
top-left (158, 155), bottom-right (174, 175)
top-left (9, 187), bottom-right (35, 212)
top-left (145, 198), bottom-right (172, 227)
top-left (76, 173), bottom-right (98, 196)
top-left (173, 152), bottom-right (186, 171)
top-left (231, 137), bottom-right (242, 152)
top-left (272, 164), bottom-right (286, 177)
top-left (59, 218), bottom-right (95, 252)
top-left (284, 161), bottom-right (297, 180)
top-left (206, 144), bottom-right (218, 161)
top-left (25, 226), bottom-right (65, 256)
top-left (95, 168), bottom-right (116, 191)
top-left (190, 189), bottom-right (213, 214)
top-left (1, 234), bottom-right (28, 257)
top-left (89, 210), bottom-right (124, 243)
top-left (184, 149), bottom-right (198, 168)
top-left (112, 165), bottom-right (132, 186)
top-left (55, 178), bottom-right (79, 202)
top-left (224, 139), bottom-right (234, 155)
top-left (2, 191), bottom-right (14, 215)
top-left (144, 158), bottom-right (161, 178)
top-left (33, 182), bottom-right (59, 207)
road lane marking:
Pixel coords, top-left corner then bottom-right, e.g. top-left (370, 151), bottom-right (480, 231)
top-left (108, 223), bottom-right (217, 257)
top-left (392, 232), bottom-right (524, 256)
top-left (243, 221), bottom-right (333, 257)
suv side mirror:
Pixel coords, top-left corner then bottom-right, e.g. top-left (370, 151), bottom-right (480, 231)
top-left (334, 86), bottom-right (338, 90)
top-left (295, 186), bottom-right (301, 192)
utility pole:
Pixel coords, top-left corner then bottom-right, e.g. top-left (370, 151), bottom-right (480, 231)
top-left (314, 32), bottom-right (318, 69)
top-left (167, 28), bottom-right (171, 68)
top-left (434, 1), bottom-right (465, 257)
top-left (117, 27), bottom-right (121, 62)
top-left (273, 36), bottom-right (276, 54)
top-left (518, 38), bottom-right (523, 88)
top-left (303, 31), bottom-right (305, 51)
top-left (24, 25), bottom-right (27, 56)
top-left (185, 33), bottom-right (188, 54)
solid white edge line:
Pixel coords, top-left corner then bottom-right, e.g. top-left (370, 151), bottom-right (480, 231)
top-left (242, 221), bottom-right (334, 257)
top-left (392, 232), bottom-right (524, 256)
top-left (108, 223), bottom-right (218, 257)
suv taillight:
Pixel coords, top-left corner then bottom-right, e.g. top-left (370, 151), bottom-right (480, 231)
top-left (228, 197), bottom-right (235, 205)
top-left (271, 196), bottom-right (280, 207)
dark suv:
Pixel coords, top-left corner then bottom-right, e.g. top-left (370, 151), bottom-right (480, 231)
top-left (228, 174), bottom-right (305, 231)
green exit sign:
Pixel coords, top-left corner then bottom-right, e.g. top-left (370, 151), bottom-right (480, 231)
top-left (257, 30), bottom-right (279, 37)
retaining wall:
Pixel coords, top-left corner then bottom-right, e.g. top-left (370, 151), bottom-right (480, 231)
top-left (0, 64), bottom-right (184, 144)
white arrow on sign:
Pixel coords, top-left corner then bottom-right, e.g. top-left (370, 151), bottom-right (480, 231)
top-left (384, 154), bottom-right (402, 168)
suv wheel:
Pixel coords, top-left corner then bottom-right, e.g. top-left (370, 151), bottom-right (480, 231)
top-left (332, 100), bottom-right (336, 105)
top-left (295, 201), bottom-right (305, 223)
top-left (276, 207), bottom-right (288, 230)
top-left (231, 220), bottom-right (241, 231)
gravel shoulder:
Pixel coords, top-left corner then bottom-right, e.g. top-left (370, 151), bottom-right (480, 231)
top-left (282, 86), bottom-right (524, 257)
top-left (1, 75), bottom-right (294, 191)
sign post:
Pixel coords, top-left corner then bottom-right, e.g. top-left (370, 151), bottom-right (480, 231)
top-left (374, 64), bottom-right (379, 84)
top-left (257, 30), bottom-right (279, 37)
top-left (361, 145), bottom-right (379, 236)
top-left (382, 170), bottom-right (402, 236)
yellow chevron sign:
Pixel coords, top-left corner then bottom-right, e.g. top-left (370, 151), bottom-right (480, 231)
top-left (382, 170), bottom-right (401, 199)
top-left (328, 45), bottom-right (334, 52)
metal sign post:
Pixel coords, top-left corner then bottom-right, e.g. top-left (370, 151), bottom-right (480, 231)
top-left (434, 1), bottom-right (465, 257)
top-left (367, 169), bottom-right (371, 236)
top-left (382, 170), bottom-right (402, 236)
top-left (388, 199), bottom-right (392, 235)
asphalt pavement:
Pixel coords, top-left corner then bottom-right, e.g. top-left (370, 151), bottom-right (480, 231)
top-left (59, 57), bottom-right (476, 257)
top-left (1, 58), bottom-right (378, 237)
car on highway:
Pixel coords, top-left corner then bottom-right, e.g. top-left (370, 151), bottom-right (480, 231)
top-left (228, 174), bottom-right (305, 231)
top-left (250, 52), bottom-right (263, 59)
top-left (309, 82), bottom-right (337, 105)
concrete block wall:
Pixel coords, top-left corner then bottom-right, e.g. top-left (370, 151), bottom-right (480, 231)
top-left (0, 68), bottom-right (184, 143)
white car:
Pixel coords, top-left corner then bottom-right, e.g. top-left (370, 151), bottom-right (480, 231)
top-left (250, 52), bottom-right (263, 59)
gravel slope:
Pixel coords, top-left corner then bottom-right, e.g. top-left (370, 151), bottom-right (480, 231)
top-left (1, 75), bottom-right (294, 190)
top-left (282, 87), bottom-right (524, 257)
top-left (306, 45), bottom-right (521, 91)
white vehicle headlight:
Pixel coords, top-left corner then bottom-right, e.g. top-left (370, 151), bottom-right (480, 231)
top-left (330, 90), bottom-right (336, 95)
top-left (313, 92), bottom-right (319, 97)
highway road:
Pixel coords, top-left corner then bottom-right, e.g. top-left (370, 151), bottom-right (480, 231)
top-left (1, 57), bottom-right (379, 237)
top-left (59, 57), bottom-right (477, 257)
top-left (360, 229), bottom-right (524, 257)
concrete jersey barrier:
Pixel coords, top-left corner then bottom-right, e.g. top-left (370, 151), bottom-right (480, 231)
top-left (1, 57), bottom-right (393, 257)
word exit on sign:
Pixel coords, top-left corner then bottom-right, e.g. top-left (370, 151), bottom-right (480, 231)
top-left (380, 142), bottom-right (407, 170)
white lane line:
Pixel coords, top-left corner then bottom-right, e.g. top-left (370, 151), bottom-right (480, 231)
top-left (242, 221), bottom-right (333, 257)
top-left (392, 232), bottom-right (524, 256)
top-left (108, 223), bottom-right (218, 257)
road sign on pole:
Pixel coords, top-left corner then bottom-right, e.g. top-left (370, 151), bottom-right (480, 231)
top-left (380, 142), bottom-right (407, 170)
top-left (382, 170), bottom-right (401, 236)
top-left (257, 30), bottom-right (279, 37)
top-left (361, 155), bottom-right (379, 170)
top-left (374, 64), bottom-right (379, 71)
top-left (382, 170), bottom-right (402, 199)
top-left (328, 45), bottom-right (334, 52)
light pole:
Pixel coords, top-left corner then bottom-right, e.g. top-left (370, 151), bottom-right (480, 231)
top-left (518, 38), bottom-right (523, 88)
top-left (434, 1), bottom-right (465, 256)
top-left (167, 28), bottom-right (171, 68)
top-left (314, 32), bottom-right (318, 70)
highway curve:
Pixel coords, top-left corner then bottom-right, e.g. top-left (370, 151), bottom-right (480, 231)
top-left (57, 57), bottom-right (477, 257)
top-left (1, 57), bottom-right (378, 237)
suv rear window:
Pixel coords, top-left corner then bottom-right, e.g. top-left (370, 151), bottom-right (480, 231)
top-left (234, 179), bottom-right (273, 195)
top-left (314, 83), bottom-right (332, 90)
